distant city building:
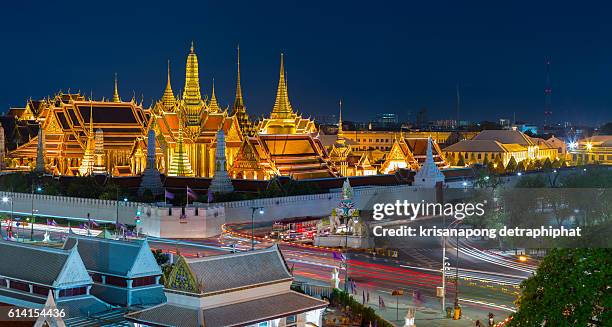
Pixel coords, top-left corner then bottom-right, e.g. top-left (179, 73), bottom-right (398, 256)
top-left (376, 113), bottom-right (398, 125)
top-left (126, 245), bottom-right (327, 327)
top-left (518, 124), bottom-right (539, 135)
top-left (499, 118), bottom-right (512, 129)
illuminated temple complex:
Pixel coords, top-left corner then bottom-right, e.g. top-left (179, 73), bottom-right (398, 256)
top-left (2, 43), bottom-right (450, 180)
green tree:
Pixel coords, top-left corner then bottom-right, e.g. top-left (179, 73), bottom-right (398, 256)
top-left (66, 177), bottom-right (103, 198)
top-left (510, 249), bottom-right (611, 326)
top-left (506, 156), bottom-right (518, 173)
top-left (515, 175), bottom-right (547, 188)
top-left (516, 160), bottom-right (526, 172)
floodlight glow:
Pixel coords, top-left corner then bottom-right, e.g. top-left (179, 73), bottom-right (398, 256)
top-left (2, 197), bottom-right (8, 203)
top-left (586, 143), bottom-right (593, 151)
top-left (517, 172), bottom-right (522, 176)
top-left (258, 209), bottom-right (264, 215)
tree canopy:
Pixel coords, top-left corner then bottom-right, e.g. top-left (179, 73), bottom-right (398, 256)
top-left (510, 248), bottom-right (611, 326)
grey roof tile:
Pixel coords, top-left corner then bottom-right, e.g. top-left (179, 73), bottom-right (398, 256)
top-left (184, 245), bottom-right (292, 294)
top-left (0, 240), bottom-right (69, 285)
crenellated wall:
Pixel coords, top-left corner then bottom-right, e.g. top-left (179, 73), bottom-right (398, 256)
top-left (211, 185), bottom-right (446, 223)
top-left (0, 191), bottom-right (140, 224)
top-left (0, 191), bottom-right (225, 238)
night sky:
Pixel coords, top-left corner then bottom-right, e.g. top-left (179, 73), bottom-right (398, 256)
top-left (1, 1), bottom-right (611, 126)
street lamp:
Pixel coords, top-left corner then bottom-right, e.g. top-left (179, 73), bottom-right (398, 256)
top-left (31, 184), bottom-right (42, 241)
top-left (250, 207), bottom-right (264, 250)
top-left (2, 196), bottom-right (13, 239)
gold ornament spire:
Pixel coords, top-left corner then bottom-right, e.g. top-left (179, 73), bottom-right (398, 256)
top-left (79, 96), bottom-right (95, 176)
top-left (112, 73), bottom-right (121, 102)
top-left (183, 42), bottom-right (202, 106)
top-left (208, 78), bottom-right (221, 113)
top-left (168, 126), bottom-right (194, 176)
top-left (162, 59), bottom-right (176, 109)
top-left (338, 100), bottom-right (343, 136)
top-left (232, 45), bottom-right (245, 114)
top-left (271, 53), bottom-right (293, 119)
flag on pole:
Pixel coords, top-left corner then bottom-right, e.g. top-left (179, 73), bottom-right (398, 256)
top-left (164, 189), bottom-right (175, 200)
top-left (332, 251), bottom-right (346, 261)
top-left (186, 186), bottom-right (197, 200)
top-left (90, 220), bottom-right (99, 227)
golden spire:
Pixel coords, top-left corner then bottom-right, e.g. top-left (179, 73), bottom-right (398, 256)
top-left (338, 100), bottom-right (343, 136)
top-left (232, 45), bottom-right (245, 114)
top-left (89, 97), bottom-right (94, 135)
top-left (271, 53), bottom-right (293, 119)
top-left (162, 59), bottom-right (176, 109)
top-left (208, 78), bottom-right (221, 113)
top-left (112, 73), bottom-right (121, 103)
top-left (183, 42), bottom-right (202, 105)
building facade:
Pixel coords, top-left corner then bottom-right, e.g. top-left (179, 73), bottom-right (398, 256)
top-left (569, 135), bottom-right (612, 165)
top-left (443, 129), bottom-right (559, 167)
top-left (63, 236), bottom-right (166, 307)
top-left (126, 245), bottom-right (327, 327)
top-left (4, 44), bottom-right (464, 181)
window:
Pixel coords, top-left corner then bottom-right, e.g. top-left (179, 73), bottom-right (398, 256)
top-left (10, 281), bottom-right (29, 292)
top-left (132, 276), bottom-right (157, 287)
top-left (286, 315), bottom-right (297, 326)
top-left (32, 285), bottom-right (50, 296)
top-left (258, 322), bottom-right (269, 327)
top-left (105, 276), bottom-right (128, 287)
top-left (477, 153), bottom-right (482, 159)
top-left (59, 286), bottom-right (86, 297)
top-left (599, 155), bottom-right (604, 161)
top-left (90, 273), bottom-right (103, 283)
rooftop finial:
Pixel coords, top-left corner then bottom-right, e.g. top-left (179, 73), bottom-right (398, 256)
top-left (112, 73), bottom-right (121, 102)
top-left (338, 99), bottom-right (343, 136)
top-left (190, 41), bottom-right (195, 53)
top-left (271, 52), bottom-right (293, 117)
top-left (232, 44), bottom-right (245, 113)
top-left (208, 77), bottom-right (221, 113)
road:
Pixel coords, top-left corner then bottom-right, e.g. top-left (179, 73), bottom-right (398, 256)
top-left (10, 219), bottom-right (532, 326)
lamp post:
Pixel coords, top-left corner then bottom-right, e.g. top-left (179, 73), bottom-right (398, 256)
top-left (2, 196), bottom-right (13, 239)
top-left (250, 207), bottom-right (264, 250)
top-left (30, 184), bottom-right (42, 241)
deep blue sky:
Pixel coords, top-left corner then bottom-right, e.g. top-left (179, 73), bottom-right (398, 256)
top-left (1, 1), bottom-right (611, 126)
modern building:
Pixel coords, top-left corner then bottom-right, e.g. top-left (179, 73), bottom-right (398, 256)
top-left (63, 235), bottom-right (166, 307)
top-left (125, 245), bottom-right (327, 327)
top-left (569, 135), bottom-right (612, 164)
top-left (0, 240), bottom-right (110, 317)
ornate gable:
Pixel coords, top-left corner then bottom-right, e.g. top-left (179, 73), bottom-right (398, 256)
top-left (166, 256), bottom-right (201, 294)
top-left (44, 111), bottom-right (63, 134)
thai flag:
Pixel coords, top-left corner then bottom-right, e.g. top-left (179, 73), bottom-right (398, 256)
top-left (187, 186), bottom-right (198, 200)
top-left (332, 251), bottom-right (346, 261)
top-left (165, 189), bottom-right (175, 200)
